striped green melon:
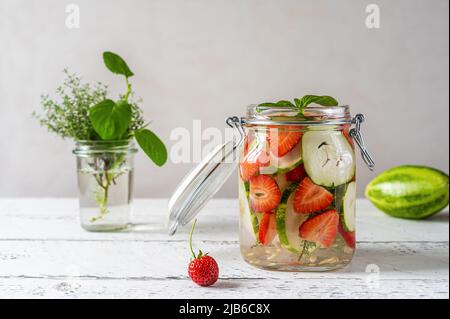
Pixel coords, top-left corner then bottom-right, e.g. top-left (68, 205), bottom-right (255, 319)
top-left (365, 165), bottom-right (449, 219)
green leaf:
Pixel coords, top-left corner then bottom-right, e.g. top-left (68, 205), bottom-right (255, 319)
top-left (89, 99), bottom-right (132, 140)
top-left (134, 129), bottom-right (168, 167)
top-left (258, 96), bottom-right (338, 117)
top-left (295, 95), bottom-right (339, 110)
top-left (275, 100), bottom-right (295, 107)
top-left (259, 100), bottom-right (295, 107)
top-left (103, 51), bottom-right (134, 78)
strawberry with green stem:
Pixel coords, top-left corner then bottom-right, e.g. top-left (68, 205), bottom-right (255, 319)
top-left (188, 219), bottom-right (219, 287)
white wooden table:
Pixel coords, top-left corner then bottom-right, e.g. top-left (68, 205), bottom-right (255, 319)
top-left (0, 198), bottom-right (448, 299)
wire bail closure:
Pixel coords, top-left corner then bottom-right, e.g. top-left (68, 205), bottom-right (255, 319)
top-left (350, 114), bottom-right (375, 171)
top-left (226, 116), bottom-right (246, 150)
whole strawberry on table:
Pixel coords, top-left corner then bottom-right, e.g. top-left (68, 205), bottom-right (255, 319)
top-left (188, 219), bottom-right (219, 287)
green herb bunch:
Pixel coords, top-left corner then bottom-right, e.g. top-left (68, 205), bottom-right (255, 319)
top-left (34, 51), bottom-right (167, 167)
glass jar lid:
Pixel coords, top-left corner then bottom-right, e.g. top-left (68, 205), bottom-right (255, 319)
top-left (242, 104), bottom-right (353, 127)
top-left (168, 117), bottom-right (245, 235)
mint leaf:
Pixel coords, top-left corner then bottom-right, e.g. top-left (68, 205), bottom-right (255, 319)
top-left (258, 95), bottom-right (338, 116)
top-left (89, 99), bottom-right (132, 140)
top-left (295, 95), bottom-right (338, 109)
top-left (134, 129), bottom-right (168, 166)
top-left (274, 100), bottom-right (295, 107)
top-left (103, 51), bottom-right (134, 78)
top-left (259, 100), bottom-right (295, 107)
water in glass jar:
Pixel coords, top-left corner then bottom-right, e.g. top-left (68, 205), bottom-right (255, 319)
top-left (239, 126), bottom-right (356, 271)
top-left (77, 167), bottom-right (133, 231)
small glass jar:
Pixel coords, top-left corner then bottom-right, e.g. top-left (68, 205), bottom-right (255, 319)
top-left (168, 105), bottom-right (373, 272)
top-left (239, 105), bottom-right (359, 271)
top-left (73, 140), bottom-right (137, 232)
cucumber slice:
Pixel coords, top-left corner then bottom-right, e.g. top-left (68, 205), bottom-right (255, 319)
top-left (274, 173), bottom-right (291, 193)
top-left (342, 181), bottom-right (356, 232)
top-left (239, 180), bottom-right (260, 239)
top-left (302, 130), bottom-right (355, 187)
top-left (276, 183), bottom-right (309, 253)
top-left (270, 142), bottom-right (302, 174)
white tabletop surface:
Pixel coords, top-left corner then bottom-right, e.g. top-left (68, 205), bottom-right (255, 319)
top-left (0, 198), bottom-right (448, 299)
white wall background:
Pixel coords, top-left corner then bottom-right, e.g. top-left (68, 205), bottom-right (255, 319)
top-left (0, 0), bottom-right (448, 198)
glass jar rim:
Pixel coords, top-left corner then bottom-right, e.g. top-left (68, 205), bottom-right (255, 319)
top-left (242, 104), bottom-right (353, 126)
top-left (73, 139), bottom-right (138, 156)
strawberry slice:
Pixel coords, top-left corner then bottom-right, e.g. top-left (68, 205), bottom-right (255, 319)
top-left (338, 222), bottom-right (356, 249)
top-left (240, 148), bottom-right (270, 182)
top-left (299, 210), bottom-right (339, 248)
top-left (259, 212), bottom-right (277, 245)
top-left (256, 149), bottom-right (271, 167)
top-left (286, 164), bottom-right (307, 182)
top-left (268, 126), bottom-right (302, 157)
top-left (240, 154), bottom-right (260, 182)
top-left (243, 136), bottom-right (250, 157)
top-left (293, 177), bottom-right (334, 214)
top-left (249, 175), bottom-right (282, 213)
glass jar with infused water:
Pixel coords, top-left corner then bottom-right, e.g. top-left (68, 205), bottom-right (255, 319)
top-left (168, 102), bottom-right (374, 272)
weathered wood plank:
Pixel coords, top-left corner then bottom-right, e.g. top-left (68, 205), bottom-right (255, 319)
top-left (0, 199), bottom-right (448, 242)
top-left (0, 277), bottom-right (447, 299)
top-left (0, 241), bottom-right (447, 281)
top-left (0, 198), bottom-right (448, 299)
